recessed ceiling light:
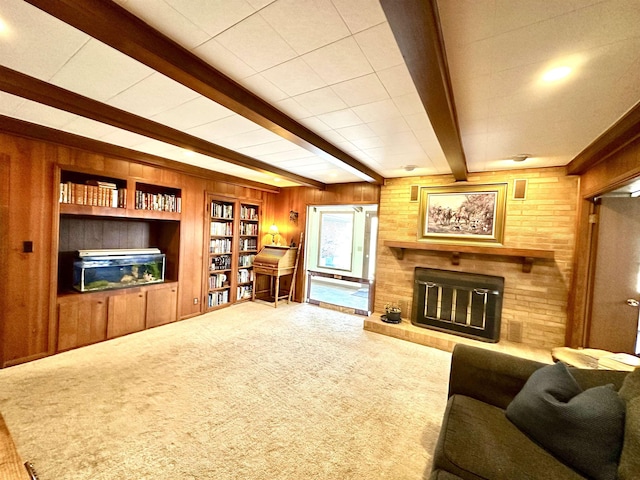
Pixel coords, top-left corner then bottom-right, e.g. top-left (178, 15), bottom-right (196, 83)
top-left (403, 165), bottom-right (417, 172)
top-left (0, 18), bottom-right (9, 36)
top-left (542, 66), bottom-right (572, 82)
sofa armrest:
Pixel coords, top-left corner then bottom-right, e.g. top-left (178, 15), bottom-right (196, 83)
top-left (448, 344), bottom-right (630, 410)
top-left (448, 344), bottom-right (546, 409)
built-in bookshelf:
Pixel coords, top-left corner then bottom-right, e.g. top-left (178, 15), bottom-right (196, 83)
top-left (203, 196), bottom-right (261, 309)
top-left (135, 182), bottom-right (181, 213)
top-left (206, 196), bottom-right (235, 310)
top-left (59, 171), bottom-right (127, 209)
top-left (237, 202), bottom-right (260, 303)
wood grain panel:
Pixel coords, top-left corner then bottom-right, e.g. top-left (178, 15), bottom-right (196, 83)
top-left (146, 284), bottom-right (178, 328)
top-left (0, 155), bottom-right (9, 366)
top-left (107, 291), bottom-right (146, 339)
top-left (0, 413), bottom-right (30, 480)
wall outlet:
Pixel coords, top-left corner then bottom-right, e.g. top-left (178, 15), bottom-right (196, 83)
top-left (193, 298), bottom-right (199, 305)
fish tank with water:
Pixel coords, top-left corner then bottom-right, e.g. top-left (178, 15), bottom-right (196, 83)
top-left (73, 248), bottom-right (166, 292)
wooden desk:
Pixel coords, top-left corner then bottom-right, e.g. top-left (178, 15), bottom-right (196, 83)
top-left (252, 245), bottom-right (298, 308)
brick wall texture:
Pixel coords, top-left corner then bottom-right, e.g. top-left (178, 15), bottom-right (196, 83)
top-left (375, 167), bottom-right (578, 349)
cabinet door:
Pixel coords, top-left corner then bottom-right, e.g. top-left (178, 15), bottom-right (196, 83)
top-left (107, 291), bottom-right (146, 339)
top-left (57, 296), bottom-right (108, 351)
top-left (146, 284), bottom-right (178, 328)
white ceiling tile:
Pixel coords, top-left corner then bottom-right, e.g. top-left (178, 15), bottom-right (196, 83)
top-left (256, 149), bottom-right (317, 163)
top-left (436, 0), bottom-right (496, 47)
top-left (150, 97), bottom-right (234, 131)
top-left (215, 13), bottom-right (297, 72)
top-left (298, 116), bottom-right (332, 133)
top-left (238, 140), bottom-right (301, 157)
top-left (331, 0), bottom-right (387, 34)
top-left (0, 92), bottom-right (25, 115)
top-left (350, 136), bottom-right (384, 150)
top-left (247, 0), bottom-right (276, 8)
top-left (193, 39), bottom-right (257, 79)
top-left (10, 98), bottom-right (76, 129)
top-left (238, 74), bottom-right (288, 102)
top-left (261, 58), bottom-right (326, 96)
top-left (316, 109), bottom-right (362, 129)
top-left (0, 0), bottom-right (89, 81)
top-left (334, 124), bottom-right (376, 142)
top-left (50, 39), bottom-right (154, 102)
top-left (393, 92), bottom-right (426, 116)
top-left (260, 0), bottom-right (350, 55)
top-left (99, 128), bottom-right (153, 148)
top-left (404, 113), bottom-right (433, 134)
top-left (377, 64), bottom-right (416, 98)
top-left (108, 72), bottom-right (200, 117)
top-left (352, 98), bottom-right (402, 123)
top-left (64, 117), bottom-right (122, 139)
top-left (118, 0), bottom-right (211, 49)
top-left (354, 23), bottom-right (404, 71)
top-left (188, 114), bottom-right (261, 142)
top-left (274, 98), bottom-right (313, 119)
top-left (215, 128), bottom-right (283, 149)
top-left (293, 88), bottom-right (348, 116)
top-left (302, 37), bottom-right (373, 85)
top-left (366, 117), bottom-right (411, 136)
top-left (318, 130), bottom-right (347, 144)
top-left (331, 74), bottom-right (389, 107)
top-left (165, 0), bottom-right (256, 37)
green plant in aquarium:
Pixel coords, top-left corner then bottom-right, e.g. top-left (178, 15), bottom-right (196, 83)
top-left (144, 262), bottom-right (161, 280)
top-left (86, 280), bottom-right (110, 290)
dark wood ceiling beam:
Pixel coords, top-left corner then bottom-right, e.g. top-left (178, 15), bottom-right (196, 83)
top-left (380, 0), bottom-right (468, 181)
top-left (25, 0), bottom-right (384, 185)
top-left (0, 65), bottom-right (324, 189)
top-left (567, 101), bottom-right (640, 175)
top-left (0, 114), bottom-right (281, 193)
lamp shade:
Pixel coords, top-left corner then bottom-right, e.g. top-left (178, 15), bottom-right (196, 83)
top-left (269, 224), bottom-right (279, 236)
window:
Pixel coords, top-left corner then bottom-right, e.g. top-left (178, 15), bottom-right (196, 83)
top-left (318, 212), bottom-right (354, 271)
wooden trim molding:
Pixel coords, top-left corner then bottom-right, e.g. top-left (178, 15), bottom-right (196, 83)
top-left (384, 240), bottom-right (554, 273)
top-left (0, 115), bottom-right (283, 194)
top-left (380, 0), bottom-right (468, 181)
top-left (0, 66), bottom-right (323, 190)
top-left (25, 0), bottom-right (384, 185)
top-left (567, 101), bottom-right (640, 175)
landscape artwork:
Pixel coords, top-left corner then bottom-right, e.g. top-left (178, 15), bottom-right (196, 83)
top-left (418, 184), bottom-right (507, 245)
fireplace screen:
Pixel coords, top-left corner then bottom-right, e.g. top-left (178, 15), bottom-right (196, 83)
top-left (412, 268), bottom-right (504, 342)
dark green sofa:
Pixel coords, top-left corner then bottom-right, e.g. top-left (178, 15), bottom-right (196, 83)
top-left (430, 344), bottom-right (632, 480)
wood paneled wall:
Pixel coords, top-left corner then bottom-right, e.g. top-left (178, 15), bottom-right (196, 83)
top-left (567, 137), bottom-right (640, 347)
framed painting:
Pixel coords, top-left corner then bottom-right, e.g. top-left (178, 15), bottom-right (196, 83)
top-left (418, 183), bottom-right (507, 245)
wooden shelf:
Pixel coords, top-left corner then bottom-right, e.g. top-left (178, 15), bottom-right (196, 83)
top-left (384, 240), bottom-right (554, 273)
top-left (59, 202), bottom-right (180, 221)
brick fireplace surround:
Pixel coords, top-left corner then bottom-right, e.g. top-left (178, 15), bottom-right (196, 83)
top-left (370, 168), bottom-right (578, 351)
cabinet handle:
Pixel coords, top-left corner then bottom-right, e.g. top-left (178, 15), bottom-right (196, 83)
top-left (97, 301), bottom-right (103, 305)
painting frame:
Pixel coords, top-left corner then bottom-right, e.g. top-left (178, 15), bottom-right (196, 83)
top-left (417, 183), bottom-right (507, 245)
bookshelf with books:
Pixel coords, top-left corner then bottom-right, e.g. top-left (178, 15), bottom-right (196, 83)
top-left (206, 196), bottom-right (236, 311)
top-left (237, 202), bottom-right (260, 303)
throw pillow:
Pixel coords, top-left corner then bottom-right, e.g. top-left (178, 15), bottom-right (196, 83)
top-left (618, 367), bottom-right (640, 480)
top-left (506, 361), bottom-right (626, 480)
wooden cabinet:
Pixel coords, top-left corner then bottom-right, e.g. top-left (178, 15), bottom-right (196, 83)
top-left (204, 196), bottom-right (261, 310)
top-left (107, 290), bottom-right (147, 339)
top-left (57, 295), bottom-right (108, 351)
top-left (146, 283), bottom-right (178, 328)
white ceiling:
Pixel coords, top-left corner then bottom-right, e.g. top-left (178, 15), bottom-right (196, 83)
top-left (0, 0), bottom-right (638, 187)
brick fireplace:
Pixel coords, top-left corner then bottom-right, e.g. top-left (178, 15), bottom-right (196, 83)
top-left (372, 168), bottom-right (578, 350)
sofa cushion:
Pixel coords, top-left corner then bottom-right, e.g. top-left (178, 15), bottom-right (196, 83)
top-left (505, 361), bottom-right (625, 480)
top-left (433, 394), bottom-right (586, 480)
top-left (618, 367), bottom-right (640, 480)
top-left (429, 470), bottom-right (464, 480)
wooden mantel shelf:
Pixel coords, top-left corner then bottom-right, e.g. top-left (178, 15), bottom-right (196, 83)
top-left (384, 241), bottom-right (555, 273)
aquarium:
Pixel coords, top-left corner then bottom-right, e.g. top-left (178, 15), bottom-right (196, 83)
top-left (73, 248), bottom-right (165, 292)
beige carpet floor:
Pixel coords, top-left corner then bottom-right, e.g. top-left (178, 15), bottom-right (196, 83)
top-left (0, 302), bottom-right (451, 480)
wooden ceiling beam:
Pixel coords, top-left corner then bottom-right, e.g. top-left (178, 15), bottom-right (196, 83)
top-left (25, 0), bottom-right (384, 185)
top-left (380, 0), bottom-right (468, 181)
top-left (0, 114), bottom-right (282, 193)
top-left (567, 101), bottom-right (640, 175)
top-left (0, 66), bottom-right (324, 189)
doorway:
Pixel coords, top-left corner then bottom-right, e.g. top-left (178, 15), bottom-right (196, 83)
top-left (304, 205), bottom-right (378, 315)
top-left (588, 192), bottom-right (640, 354)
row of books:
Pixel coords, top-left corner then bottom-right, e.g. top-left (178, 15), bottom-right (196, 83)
top-left (210, 238), bottom-right (232, 254)
top-left (209, 273), bottom-right (229, 289)
top-left (239, 254), bottom-right (255, 267)
top-left (211, 201), bottom-right (234, 219)
top-left (208, 290), bottom-right (229, 307)
top-left (210, 255), bottom-right (232, 271)
top-left (135, 190), bottom-right (181, 213)
top-left (239, 222), bottom-right (259, 235)
top-left (239, 238), bottom-right (257, 251)
top-left (240, 205), bottom-right (258, 220)
top-left (237, 285), bottom-right (253, 300)
top-left (59, 181), bottom-right (126, 208)
top-left (210, 221), bottom-right (233, 236)
top-left (238, 268), bottom-right (254, 284)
